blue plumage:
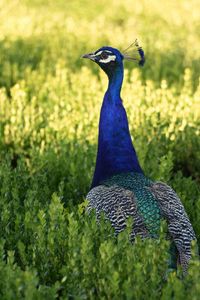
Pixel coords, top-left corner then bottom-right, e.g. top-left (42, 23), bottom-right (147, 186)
top-left (92, 55), bottom-right (143, 187)
top-left (83, 42), bottom-right (196, 274)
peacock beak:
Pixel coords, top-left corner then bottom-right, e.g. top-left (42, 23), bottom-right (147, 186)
top-left (82, 53), bottom-right (96, 60)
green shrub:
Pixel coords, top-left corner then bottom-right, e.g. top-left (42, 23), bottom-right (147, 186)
top-left (0, 0), bottom-right (199, 298)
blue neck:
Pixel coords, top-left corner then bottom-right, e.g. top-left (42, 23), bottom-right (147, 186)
top-left (91, 63), bottom-right (143, 188)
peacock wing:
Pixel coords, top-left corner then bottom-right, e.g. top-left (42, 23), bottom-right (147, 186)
top-left (86, 185), bottom-right (149, 240)
top-left (149, 181), bottom-right (197, 273)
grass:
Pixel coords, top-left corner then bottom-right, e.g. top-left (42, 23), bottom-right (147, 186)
top-left (0, 0), bottom-right (200, 299)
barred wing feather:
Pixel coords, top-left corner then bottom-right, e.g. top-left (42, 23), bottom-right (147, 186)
top-left (86, 185), bottom-right (149, 240)
top-left (149, 181), bottom-right (196, 273)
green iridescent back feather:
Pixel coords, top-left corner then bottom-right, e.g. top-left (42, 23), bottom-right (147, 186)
top-left (101, 172), bottom-right (161, 236)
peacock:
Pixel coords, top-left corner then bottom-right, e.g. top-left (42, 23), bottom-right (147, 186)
top-left (82, 40), bottom-right (196, 274)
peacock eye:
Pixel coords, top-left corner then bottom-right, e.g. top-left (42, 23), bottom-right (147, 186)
top-left (100, 52), bottom-right (108, 59)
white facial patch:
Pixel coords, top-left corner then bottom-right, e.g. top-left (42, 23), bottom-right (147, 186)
top-left (95, 50), bottom-right (103, 56)
top-left (95, 50), bottom-right (113, 56)
top-left (99, 55), bottom-right (116, 63)
top-left (89, 55), bottom-right (97, 61)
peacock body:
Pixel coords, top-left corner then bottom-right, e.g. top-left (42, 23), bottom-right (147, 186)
top-left (82, 42), bottom-right (196, 274)
top-left (88, 172), bottom-right (161, 238)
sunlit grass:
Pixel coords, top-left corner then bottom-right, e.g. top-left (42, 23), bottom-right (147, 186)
top-left (0, 0), bottom-right (200, 298)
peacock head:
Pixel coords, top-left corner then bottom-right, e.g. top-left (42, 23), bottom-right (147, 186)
top-left (82, 40), bottom-right (145, 77)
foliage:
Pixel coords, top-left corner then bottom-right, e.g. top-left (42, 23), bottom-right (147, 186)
top-left (0, 0), bottom-right (200, 299)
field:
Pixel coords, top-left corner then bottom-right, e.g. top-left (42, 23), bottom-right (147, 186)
top-left (0, 0), bottom-right (200, 298)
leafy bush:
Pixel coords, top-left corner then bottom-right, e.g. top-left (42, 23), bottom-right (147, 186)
top-left (0, 0), bottom-right (199, 298)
